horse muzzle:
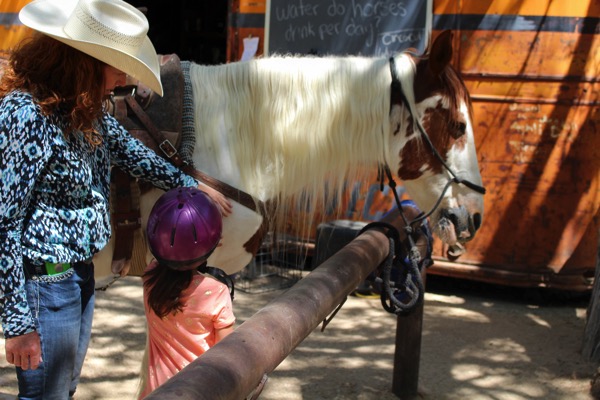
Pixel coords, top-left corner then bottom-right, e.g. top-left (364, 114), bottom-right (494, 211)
top-left (438, 205), bottom-right (482, 245)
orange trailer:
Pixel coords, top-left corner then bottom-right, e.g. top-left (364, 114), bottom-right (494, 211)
top-left (429, 0), bottom-right (599, 291)
top-left (0, 0), bottom-right (32, 56)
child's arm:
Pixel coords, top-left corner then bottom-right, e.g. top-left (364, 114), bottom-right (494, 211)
top-left (215, 324), bottom-right (234, 343)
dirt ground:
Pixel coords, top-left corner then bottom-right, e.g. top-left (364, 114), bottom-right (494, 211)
top-left (0, 272), bottom-right (596, 400)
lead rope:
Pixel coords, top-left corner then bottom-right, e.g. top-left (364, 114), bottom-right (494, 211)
top-left (320, 215), bottom-right (429, 329)
top-left (358, 219), bottom-right (428, 315)
top-left (95, 275), bottom-right (122, 292)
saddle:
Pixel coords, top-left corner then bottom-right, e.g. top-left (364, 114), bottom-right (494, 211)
top-left (112, 54), bottom-right (185, 166)
top-left (109, 54), bottom-right (269, 276)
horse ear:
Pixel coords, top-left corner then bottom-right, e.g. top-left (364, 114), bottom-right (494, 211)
top-left (429, 30), bottom-right (454, 76)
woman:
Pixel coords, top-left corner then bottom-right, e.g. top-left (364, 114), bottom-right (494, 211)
top-left (0, 0), bottom-right (231, 398)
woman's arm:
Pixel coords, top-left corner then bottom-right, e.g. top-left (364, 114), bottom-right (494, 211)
top-left (0, 93), bottom-right (51, 369)
top-left (103, 113), bottom-right (232, 215)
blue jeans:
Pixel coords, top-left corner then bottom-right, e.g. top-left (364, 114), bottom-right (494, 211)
top-left (16, 262), bottom-right (95, 400)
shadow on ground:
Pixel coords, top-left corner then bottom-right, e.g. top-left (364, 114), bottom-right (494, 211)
top-left (0, 274), bottom-right (595, 400)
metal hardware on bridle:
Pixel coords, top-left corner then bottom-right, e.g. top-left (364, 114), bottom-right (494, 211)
top-left (379, 164), bottom-right (442, 229)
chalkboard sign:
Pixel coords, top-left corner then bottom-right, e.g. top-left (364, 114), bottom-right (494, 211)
top-left (265, 0), bottom-right (432, 57)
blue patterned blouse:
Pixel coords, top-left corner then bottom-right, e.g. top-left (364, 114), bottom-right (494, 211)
top-left (0, 91), bottom-right (197, 338)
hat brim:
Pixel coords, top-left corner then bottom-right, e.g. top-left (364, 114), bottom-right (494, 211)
top-left (19, 0), bottom-right (163, 96)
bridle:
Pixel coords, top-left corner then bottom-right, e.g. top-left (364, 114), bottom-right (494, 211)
top-left (386, 56), bottom-right (486, 227)
top-left (363, 57), bottom-right (487, 315)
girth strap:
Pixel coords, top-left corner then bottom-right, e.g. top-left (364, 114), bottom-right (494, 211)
top-left (111, 167), bottom-right (141, 261)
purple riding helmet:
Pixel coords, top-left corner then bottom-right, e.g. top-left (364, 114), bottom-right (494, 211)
top-left (146, 187), bottom-right (222, 270)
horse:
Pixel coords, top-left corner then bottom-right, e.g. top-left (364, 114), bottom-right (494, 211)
top-left (93, 30), bottom-right (485, 283)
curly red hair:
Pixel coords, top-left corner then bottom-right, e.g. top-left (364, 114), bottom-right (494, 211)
top-left (0, 32), bottom-right (106, 146)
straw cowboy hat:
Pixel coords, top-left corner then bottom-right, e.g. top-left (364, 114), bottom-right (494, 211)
top-left (19, 0), bottom-right (163, 96)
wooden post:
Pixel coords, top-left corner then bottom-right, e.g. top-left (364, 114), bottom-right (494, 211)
top-left (392, 270), bottom-right (426, 399)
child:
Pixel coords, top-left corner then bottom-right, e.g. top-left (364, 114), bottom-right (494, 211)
top-left (138, 187), bottom-right (235, 398)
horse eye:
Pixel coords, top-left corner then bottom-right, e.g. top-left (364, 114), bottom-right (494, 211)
top-left (455, 121), bottom-right (467, 137)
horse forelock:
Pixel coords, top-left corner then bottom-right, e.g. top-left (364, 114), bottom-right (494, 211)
top-left (414, 55), bottom-right (472, 124)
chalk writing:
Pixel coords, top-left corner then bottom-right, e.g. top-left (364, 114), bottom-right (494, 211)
top-left (510, 116), bottom-right (578, 140)
top-left (268, 0), bottom-right (429, 56)
top-left (274, 1), bottom-right (320, 21)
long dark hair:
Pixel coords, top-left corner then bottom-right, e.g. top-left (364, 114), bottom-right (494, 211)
top-left (0, 32), bottom-right (105, 146)
top-left (143, 263), bottom-right (195, 318)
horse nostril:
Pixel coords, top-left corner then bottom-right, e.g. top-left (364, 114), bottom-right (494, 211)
top-left (447, 212), bottom-right (460, 230)
top-left (446, 207), bottom-right (469, 233)
top-left (472, 213), bottom-right (482, 231)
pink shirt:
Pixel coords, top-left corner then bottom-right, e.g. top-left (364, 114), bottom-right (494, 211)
top-left (139, 261), bottom-right (235, 398)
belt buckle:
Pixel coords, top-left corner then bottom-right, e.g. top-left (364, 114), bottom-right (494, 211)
top-left (45, 262), bottom-right (71, 275)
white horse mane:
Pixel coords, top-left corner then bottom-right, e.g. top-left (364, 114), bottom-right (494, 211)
top-left (189, 53), bottom-right (418, 226)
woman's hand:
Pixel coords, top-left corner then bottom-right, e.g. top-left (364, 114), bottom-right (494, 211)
top-left (5, 331), bottom-right (42, 370)
top-left (200, 185), bottom-right (232, 216)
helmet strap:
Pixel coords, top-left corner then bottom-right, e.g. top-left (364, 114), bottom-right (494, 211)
top-left (198, 264), bottom-right (235, 301)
